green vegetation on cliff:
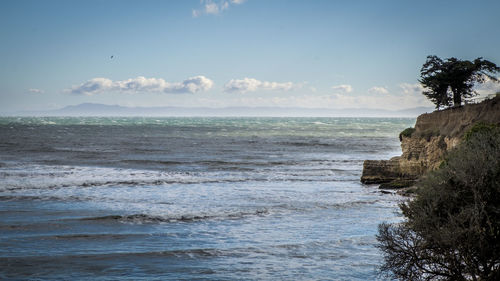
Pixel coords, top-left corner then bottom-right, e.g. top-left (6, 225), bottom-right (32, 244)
top-left (399, 127), bottom-right (415, 141)
top-left (463, 122), bottom-right (499, 141)
top-left (377, 124), bottom-right (500, 280)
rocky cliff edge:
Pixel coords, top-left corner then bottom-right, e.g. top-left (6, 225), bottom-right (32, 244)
top-left (361, 95), bottom-right (500, 186)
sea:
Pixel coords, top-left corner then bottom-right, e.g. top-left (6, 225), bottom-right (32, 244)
top-left (0, 117), bottom-right (415, 280)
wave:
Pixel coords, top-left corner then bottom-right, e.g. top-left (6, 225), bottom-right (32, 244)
top-left (0, 248), bottom-right (225, 261)
top-left (0, 165), bottom-right (252, 191)
top-left (41, 233), bottom-right (148, 240)
top-left (128, 158), bottom-right (359, 169)
top-left (0, 177), bottom-right (360, 193)
top-left (315, 200), bottom-right (380, 210)
top-left (0, 195), bottom-right (54, 201)
top-left (0, 236), bottom-right (375, 262)
top-left (0, 210), bottom-right (269, 232)
top-left (124, 159), bottom-right (303, 168)
top-left (277, 141), bottom-right (333, 147)
top-left (271, 200), bottom-right (379, 212)
top-left (122, 159), bottom-right (185, 166)
top-left (0, 163), bottom-right (360, 192)
top-left (79, 209), bottom-right (269, 224)
top-left (0, 178), bottom-right (249, 192)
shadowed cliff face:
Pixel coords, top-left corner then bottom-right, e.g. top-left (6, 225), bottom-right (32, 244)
top-left (361, 96), bottom-right (500, 185)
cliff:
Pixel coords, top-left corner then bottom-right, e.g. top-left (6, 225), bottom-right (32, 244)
top-left (361, 95), bottom-right (500, 186)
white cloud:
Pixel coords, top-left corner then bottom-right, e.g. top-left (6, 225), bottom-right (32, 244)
top-left (475, 76), bottom-right (500, 98)
top-left (224, 78), bottom-right (295, 93)
top-left (368, 86), bottom-right (389, 95)
top-left (192, 0), bottom-right (244, 17)
top-left (399, 83), bottom-right (423, 95)
top-left (331, 84), bottom-right (353, 93)
top-left (67, 76), bottom-right (214, 95)
top-left (205, 1), bottom-right (225, 14)
top-left (28, 88), bottom-right (45, 94)
top-left (175, 76), bottom-right (214, 93)
top-left (68, 78), bottom-right (113, 95)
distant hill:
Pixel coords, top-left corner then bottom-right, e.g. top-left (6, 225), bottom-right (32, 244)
top-left (6, 103), bottom-right (434, 117)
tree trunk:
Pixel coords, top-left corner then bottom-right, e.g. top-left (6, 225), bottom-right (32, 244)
top-left (453, 90), bottom-right (462, 107)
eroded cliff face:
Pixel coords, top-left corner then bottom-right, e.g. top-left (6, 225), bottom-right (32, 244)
top-left (361, 96), bottom-right (500, 185)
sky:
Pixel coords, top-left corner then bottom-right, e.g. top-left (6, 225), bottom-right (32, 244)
top-left (1, 0), bottom-right (500, 113)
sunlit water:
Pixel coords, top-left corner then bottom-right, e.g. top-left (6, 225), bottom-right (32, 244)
top-left (0, 117), bottom-right (414, 280)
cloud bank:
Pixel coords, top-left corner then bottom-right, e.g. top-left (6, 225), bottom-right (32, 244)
top-left (67, 76), bottom-right (214, 95)
top-left (224, 78), bottom-right (295, 93)
top-left (331, 84), bottom-right (353, 93)
top-left (368, 86), bottom-right (389, 95)
top-left (192, 0), bottom-right (245, 17)
top-left (192, 91), bottom-right (433, 111)
top-left (399, 83), bottom-right (423, 95)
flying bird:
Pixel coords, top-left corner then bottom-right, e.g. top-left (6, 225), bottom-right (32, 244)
top-left (110, 55), bottom-right (114, 59)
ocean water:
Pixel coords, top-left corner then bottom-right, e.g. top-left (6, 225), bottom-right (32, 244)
top-left (0, 117), bottom-right (414, 280)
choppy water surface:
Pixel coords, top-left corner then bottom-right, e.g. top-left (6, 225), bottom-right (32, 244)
top-left (0, 117), bottom-right (414, 280)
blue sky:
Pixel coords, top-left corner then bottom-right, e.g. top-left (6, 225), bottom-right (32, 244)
top-left (1, 0), bottom-right (500, 112)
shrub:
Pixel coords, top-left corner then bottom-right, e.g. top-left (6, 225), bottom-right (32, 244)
top-left (463, 122), bottom-right (498, 142)
top-left (377, 124), bottom-right (500, 280)
top-left (399, 127), bottom-right (416, 141)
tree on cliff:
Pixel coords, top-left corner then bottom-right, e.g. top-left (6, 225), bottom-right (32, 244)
top-left (377, 123), bottom-right (500, 280)
top-left (420, 56), bottom-right (500, 108)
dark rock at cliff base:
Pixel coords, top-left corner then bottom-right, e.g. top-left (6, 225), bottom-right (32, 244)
top-left (379, 179), bottom-right (416, 189)
top-left (360, 158), bottom-right (401, 184)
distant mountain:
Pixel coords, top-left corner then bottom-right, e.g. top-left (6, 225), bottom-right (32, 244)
top-left (7, 103), bottom-right (434, 117)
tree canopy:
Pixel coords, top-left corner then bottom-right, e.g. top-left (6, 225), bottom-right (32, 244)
top-left (420, 56), bottom-right (500, 109)
top-left (377, 123), bottom-right (500, 280)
